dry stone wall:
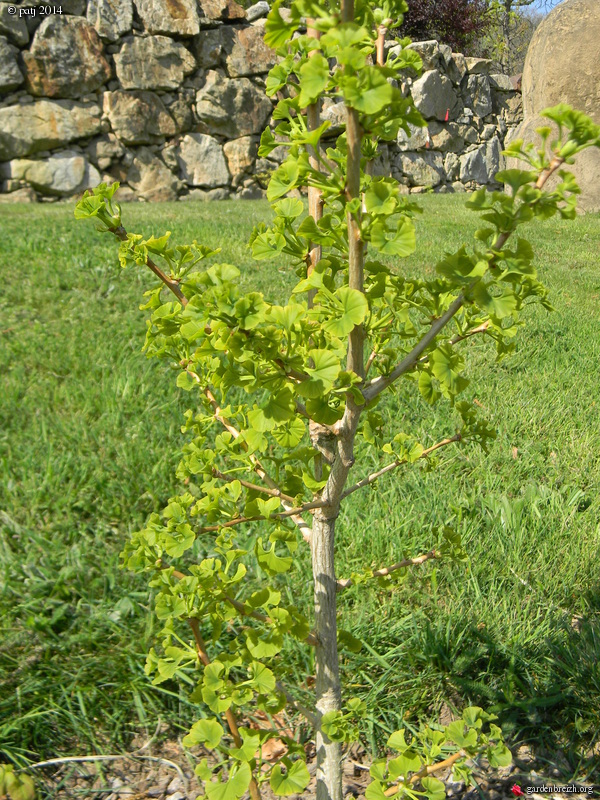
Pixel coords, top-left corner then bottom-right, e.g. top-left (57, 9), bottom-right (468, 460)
top-left (0, 1), bottom-right (523, 203)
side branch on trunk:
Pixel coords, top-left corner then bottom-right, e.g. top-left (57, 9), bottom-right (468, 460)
top-left (336, 549), bottom-right (439, 591)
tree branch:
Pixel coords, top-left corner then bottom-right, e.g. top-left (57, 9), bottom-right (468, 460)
top-left (193, 381), bottom-right (312, 542)
top-left (168, 567), bottom-right (319, 647)
top-left (362, 295), bottom-right (465, 402)
top-left (340, 434), bottom-right (461, 502)
top-left (188, 618), bottom-right (263, 800)
top-left (211, 468), bottom-right (297, 505)
top-left (361, 156), bottom-right (566, 405)
top-left (383, 749), bottom-right (466, 797)
top-left (336, 549), bottom-right (439, 591)
top-left (113, 225), bottom-right (188, 306)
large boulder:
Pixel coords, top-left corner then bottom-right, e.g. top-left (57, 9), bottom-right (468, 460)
top-left (115, 36), bottom-right (196, 90)
top-left (2, 151), bottom-right (101, 196)
top-left (87, 0), bottom-right (134, 42)
top-left (195, 70), bottom-right (273, 138)
top-left (103, 90), bottom-right (178, 144)
top-left (22, 16), bottom-right (111, 98)
top-left (508, 0), bottom-right (600, 212)
top-left (177, 133), bottom-right (230, 187)
top-left (0, 35), bottom-right (23, 93)
top-left (0, 99), bottom-right (103, 160)
top-left (133, 0), bottom-right (201, 36)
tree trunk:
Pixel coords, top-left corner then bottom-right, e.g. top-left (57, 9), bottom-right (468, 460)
top-left (311, 511), bottom-right (343, 800)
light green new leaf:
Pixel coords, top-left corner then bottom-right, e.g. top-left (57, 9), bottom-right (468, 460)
top-left (270, 759), bottom-right (311, 796)
top-left (274, 197), bottom-right (304, 220)
top-left (365, 780), bottom-right (388, 800)
top-left (472, 284), bottom-right (518, 319)
top-left (342, 67), bottom-right (394, 114)
top-left (264, 0), bottom-right (299, 47)
top-left (365, 179), bottom-right (397, 216)
top-left (421, 776), bottom-right (446, 800)
top-left (305, 349), bottom-right (340, 386)
top-left (205, 762), bottom-right (252, 800)
top-left (183, 718), bottom-right (224, 749)
top-left (387, 730), bottom-right (408, 753)
top-left (323, 287), bottom-right (369, 338)
top-left (263, 388), bottom-right (296, 424)
top-left (245, 627), bottom-right (285, 659)
top-left (298, 53), bottom-right (330, 107)
top-left (272, 417), bottom-right (306, 448)
top-left (176, 371), bottom-right (197, 391)
top-left (3, 770), bottom-right (36, 800)
top-left (251, 229), bottom-right (286, 260)
top-left (230, 727), bottom-right (262, 762)
top-left (255, 538), bottom-right (293, 575)
top-left (338, 629), bottom-right (362, 653)
top-left (488, 742), bottom-right (512, 768)
top-left (388, 750), bottom-right (422, 780)
top-left (267, 159), bottom-right (300, 202)
top-left (370, 219), bottom-right (416, 257)
top-left (445, 720), bottom-right (477, 748)
top-left (247, 661), bottom-right (276, 694)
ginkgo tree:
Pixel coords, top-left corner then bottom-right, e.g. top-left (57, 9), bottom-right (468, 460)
top-left (75, 0), bottom-right (600, 796)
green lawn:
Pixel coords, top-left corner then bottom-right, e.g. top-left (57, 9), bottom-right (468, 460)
top-left (1, 197), bottom-right (599, 778)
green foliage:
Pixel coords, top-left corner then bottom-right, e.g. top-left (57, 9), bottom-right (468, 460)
top-left (74, 0), bottom-right (600, 794)
top-left (0, 765), bottom-right (36, 800)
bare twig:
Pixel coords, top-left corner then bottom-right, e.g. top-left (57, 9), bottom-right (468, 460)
top-left (362, 296), bottom-right (465, 402)
top-left (340, 435), bottom-right (462, 501)
top-left (337, 549), bottom-right (439, 591)
top-left (275, 681), bottom-right (318, 728)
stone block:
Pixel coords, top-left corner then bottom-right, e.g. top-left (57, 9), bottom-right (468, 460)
top-left (0, 3), bottom-right (29, 46)
top-left (134, 0), bottom-right (201, 36)
top-left (195, 70), bottom-right (272, 138)
top-left (177, 132), bottom-right (230, 187)
top-left (223, 21), bottom-right (276, 77)
top-left (192, 27), bottom-right (225, 68)
top-left (411, 70), bottom-right (461, 121)
top-left (463, 74), bottom-right (492, 118)
top-left (223, 135), bottom-right (258, 185)
top-left (198, 0), bottom-right (246, 22)
top-left (0, 35), bottom-right (23, 93)
top-left (0, 99), bottom-right (103, 160)
top-left (87, 0), bottom-right (133, 41)
top-left (22, 16), bottom-right (111, 99)
top-left (115, 36), bottom-right (196, 90)
top-left (459, 136), bottom-right (502, 184)
top-left (393, 151), bottom-right (444, 187)
top-left (127, 146), bottom-right (181, 200)
top-left (103, 90), bottom-right (177, 144)
top-left (2, 150), bottom-right (101, 195)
